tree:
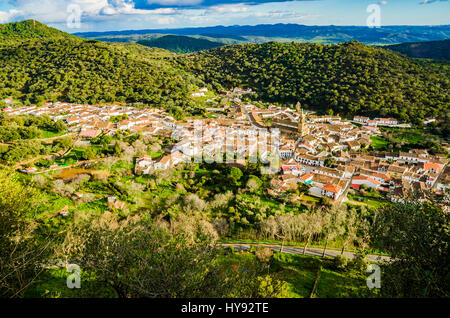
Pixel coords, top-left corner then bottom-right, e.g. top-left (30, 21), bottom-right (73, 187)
top-left (53, 136), bottom-right (72, 152)
top-left (53, 120), bottom-right (67, 132)
top-left (228, 166), bottom-right (243, 187)
top-left (113, 142), bottom-right (122, 156)
top-left (324, 157), bottom-right (335, 168)
top-left (340, 207), bottom-right (360, 254)
top-left (321, 205), bottom-right (346, 257)
top-left (372, 199), bottom-right (449, 297)
top-left (246, 175), bottom-right (262, 193)
top-left (0, 169), bottom-right (50, 298)
top-left (302, 210), bottom-right (324, 255)
top-left (63, 212), bottom-right (286, 298)
top-left (82, 147), bottom-right (96, 160)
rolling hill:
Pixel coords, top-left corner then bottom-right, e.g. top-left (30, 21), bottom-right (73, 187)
top-left (385, 39), bottom-right (450, 61)
top-left (1, 20), bottom-right (449, 123)
top-left (137, 35), bottom-right (224, 53)
top-left (0, 20), bottom-right (76, 43)
top-left (0, 21), bottom-right (205, 118)
top-left (179, 41), bottom-right (450, 123)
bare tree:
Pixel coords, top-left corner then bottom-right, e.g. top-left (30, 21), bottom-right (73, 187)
top-left (321, 205), bottom-right (347, 258)
top-left (132, 139), bottom-right (147, 156)
top-left (212, 218), bottom-right (231, 236)
top-left (259, 216), bottom-right (279, 240)
top-left (302, 210), bottom-right (323, 255)
top-left (31, 174), bottom-right (47, 187)
top-left (341, 207), bottom-right (359, 255)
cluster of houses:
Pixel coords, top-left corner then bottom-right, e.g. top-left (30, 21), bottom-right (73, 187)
top-left (3, 93), bottom-right (448, 204)
top-left (353, 116), bottom-right (399, 127)
top-left (2, 102), bottom-right (186, 173)
top-left (191, 87), bottom-right (209, 97)
top-left (245, 103), bottom-right (448, 202)
top-left (275, 145), bottom-right (448, 202)
top-left (2, 102), bottom-right (176, 138)
top-left (134, 117), bottom-right (279, 175)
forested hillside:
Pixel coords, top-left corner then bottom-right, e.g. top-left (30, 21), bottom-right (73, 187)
top-left (138, 35), bottom-right (224, 53)
top-left (180, 41), bottom-right (450, 122)
top-left (0, 38), bottom-right (205, 118)
top-left (385, 39), bottom-right (450, 61)
top-left (0, 20), bottom-right (76, 44)
top-left (1, 20), bottom-right (449, 122)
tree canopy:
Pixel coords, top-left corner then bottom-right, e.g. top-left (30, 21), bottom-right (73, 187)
top-left (180, 41), bottom-right (450, 122)
top-left (0, 37), bottom-right (205, 118)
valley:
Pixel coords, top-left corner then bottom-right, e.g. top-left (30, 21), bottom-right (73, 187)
top-left (0, 19), bottom-right (448, 300)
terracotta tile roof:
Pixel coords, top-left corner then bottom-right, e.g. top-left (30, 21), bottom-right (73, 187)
top-left (322, 183), bottom-right (342, 194)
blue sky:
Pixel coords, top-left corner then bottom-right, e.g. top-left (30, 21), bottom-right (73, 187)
top-left (0, 0), bottom-right (448, 32)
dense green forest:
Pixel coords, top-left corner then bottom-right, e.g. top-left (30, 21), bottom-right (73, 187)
top-left (0, 21), bottom-right (206, 118)
top-left (0, 20), bottom-right (76, 44)
top-left (138, 35), bottom-right (224, 53)
top-left (385, 39), bottom-right (450, 61)
top-left (0, 39), bottom-right (205, 118)
top-left (179, 41), bottom-right (450, 122)
top-left (1, 20), bottom-right (449, 122)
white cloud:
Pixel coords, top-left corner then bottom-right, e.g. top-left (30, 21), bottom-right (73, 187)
top-left (207, 4), bottom-right (249, 14)
top-left (0, 0), bottom-right (177, 25)
top-left (146, 0), bottom-right (203, 5)
top-left (0, 9), bottom-right (20, 23)
top-left (0, 0), bottom-right (323, 31)
top-left (155, 16), bottom-right (175, 24)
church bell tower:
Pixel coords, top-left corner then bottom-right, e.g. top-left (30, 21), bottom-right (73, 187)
top-left (297, 102), bottom-right (309, 137)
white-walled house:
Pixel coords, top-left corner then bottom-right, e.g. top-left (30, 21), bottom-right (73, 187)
top-left (351, 176), bottom-right (380, 189)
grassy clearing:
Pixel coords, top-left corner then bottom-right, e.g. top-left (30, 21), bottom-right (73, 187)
top-left (300, 194), bottom-right (320, 203)
top-left (315, 268), bottom-right (368, 298)
top-left (218, 251), bottom-right (373, 298)
top-left (148, 149), bottom-right (164, 159)
top-left (370, 136), bottom-right (388, 151)
top-left (271, 253), bottom-right (319, 297)
top-left (24, 268), bottom-right (115, 298)
top-left (40, 130), bottom-right (68, 139)
top-left (347, 194), bottom-right (385, 208)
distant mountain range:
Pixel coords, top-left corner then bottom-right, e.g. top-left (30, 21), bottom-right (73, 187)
top-left (384, 39), bottom-right (450, 61)
top-left (75, 23), bottom-right (450, 45)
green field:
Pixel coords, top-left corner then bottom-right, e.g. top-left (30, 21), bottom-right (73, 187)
top-left (347, 194), bottom-right (386, 209)
top-left (370, 136), bottom-right (389, 151)
top-left (40, 130), bottom-right (68, 139)
top-left (217, 251), bottom-right (376, 298)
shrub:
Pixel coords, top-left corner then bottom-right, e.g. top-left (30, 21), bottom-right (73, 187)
top-left (255, 247), bottom-right (273, 263)
top-left (333, 254), bottom-right (349, 271)
top-left (350, 253), bottom-right (369, 272)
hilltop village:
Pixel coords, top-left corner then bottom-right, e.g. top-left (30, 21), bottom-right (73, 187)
top-left (2, 88), bottom-right (449, 206)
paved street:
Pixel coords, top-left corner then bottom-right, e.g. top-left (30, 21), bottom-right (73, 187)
top-left (219, 243), bottom-right (392, 263)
